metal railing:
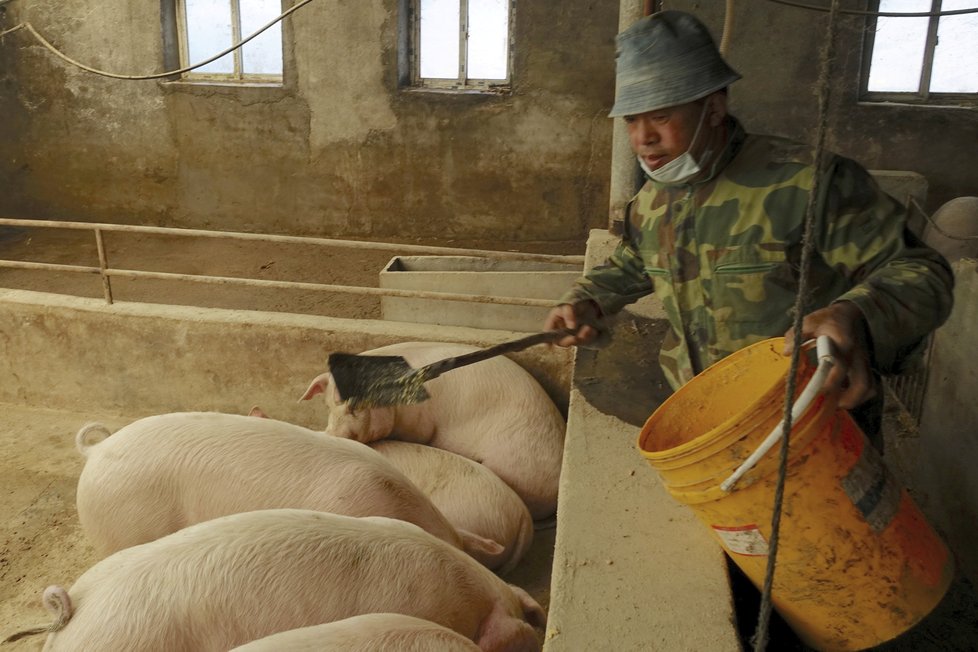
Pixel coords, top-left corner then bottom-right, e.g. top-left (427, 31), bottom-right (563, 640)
top-left (883, 335), bottom-right (934, 427)
top-left (0, 217), bottom-right (585, 309)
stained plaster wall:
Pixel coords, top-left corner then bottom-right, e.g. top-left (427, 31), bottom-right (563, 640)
top-left (917, 260), bottom-right (978, 588)
top-left (0, 289), bottom-right (574, 424)
top-left (3, 2), bottom-right (976, 241)
top-left (660, 1), bottom-right (977, 214)
top-left (0, 0), bottom-right (617, 242)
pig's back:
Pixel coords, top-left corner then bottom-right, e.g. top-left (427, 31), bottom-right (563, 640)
top-left (47, 510), bottom-right (508, 652)
top-left (230, 613), bottom-right (481, 651)
top-left (77, 413), bottom-right (452, 554)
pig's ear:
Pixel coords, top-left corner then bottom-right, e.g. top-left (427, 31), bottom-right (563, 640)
top-left (459, 530), bottom-right (506, 569)
top-left (248, 406), bottom-right (269, 419)
top-left (299, 372), bottom-right (333, 403)
top-left (509, 584), bottom-right (547, 629)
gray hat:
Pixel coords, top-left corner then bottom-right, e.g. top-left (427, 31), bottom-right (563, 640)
top-left (609, 11), bottom-right (741, 118)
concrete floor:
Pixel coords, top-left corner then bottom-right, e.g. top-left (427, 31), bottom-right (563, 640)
top-left (0, 402), bottom-right (557, 650)
top-left (0, 407), bottom-right (128, 651)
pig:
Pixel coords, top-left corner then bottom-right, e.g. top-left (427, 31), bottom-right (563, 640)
top-left (12, 509), bottom-right (546, 652)
top-left (230, 613), bottom-right (482, 651)
top-left (369, 440), bottom-right (534, 575)
top-left (245, 408), bottom-right (532, 573)
top-left (74, 412), bottom-right (504, 568)
top-left (301, 342), bottom-right (566, 520)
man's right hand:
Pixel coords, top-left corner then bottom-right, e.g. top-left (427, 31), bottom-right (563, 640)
top-left (544, 300), bottom-right (603, 347)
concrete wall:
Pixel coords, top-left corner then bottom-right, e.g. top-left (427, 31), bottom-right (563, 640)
top-left (0, 289), bottom-right (574, 424)
top-left (545, 229), bottom-right (739, 650)
top-left (2, 3), bottom-right (975, 238)
top-left (917, 259), bottom-right (978, 588)
top-left (0, 1), bottom-right (618, 241)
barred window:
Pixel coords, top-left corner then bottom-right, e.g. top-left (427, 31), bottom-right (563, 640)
top-left (411, 0), bottom-right (512, 91)
top-left (176, 0), bottom-right (283, 82)
top-left (862, 0), bottom-right (978, 105)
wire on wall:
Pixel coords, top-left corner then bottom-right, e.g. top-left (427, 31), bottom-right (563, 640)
top-left (0, 0), bottom-right (317, 80)
top-left (911, 198), bottom-right (978, 240)
top-left (765, 0), bottom-right (978, 18)
top-left (719, 0), bottom-right (735, 55)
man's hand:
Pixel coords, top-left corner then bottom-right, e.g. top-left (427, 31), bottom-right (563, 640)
top-left (783, 301), bottom-right (876, 410)
top-left (544, 300), bottom-right (603, 347)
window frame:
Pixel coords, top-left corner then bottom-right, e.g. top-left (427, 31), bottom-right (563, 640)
top-left (409, 0), bottom-right (514, 92)
top-left (174, 0), bottom-right (284, 84)
top-left (860, 0), bottom-right (978, 107)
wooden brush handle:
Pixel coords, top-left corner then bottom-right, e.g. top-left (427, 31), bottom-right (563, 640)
top-left (418, 329), bottom-right (577, 380)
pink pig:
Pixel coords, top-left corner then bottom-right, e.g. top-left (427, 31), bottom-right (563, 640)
top-left (11, 510), bottom-right (545, 652)
top-left (74, 412), bottom-right (503, 567)
top-left (369, 440), bottom-right (534, 575)
top-left (230, 613), bottom-right (482, 651)
top-left (301, 342), bottom-right (566, 520)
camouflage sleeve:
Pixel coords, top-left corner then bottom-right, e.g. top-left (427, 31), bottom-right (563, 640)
top-left (815, 156), bottom-right (954, 374)
top-left (556, 203), bottom-right (654, 314)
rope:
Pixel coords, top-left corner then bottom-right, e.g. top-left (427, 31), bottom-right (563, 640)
top-left (0, 0), bottom-right (317, 80)
top-left (765, 0), bottom-right (978, 18)
top-left (751, 0), bottom-right (840, 649)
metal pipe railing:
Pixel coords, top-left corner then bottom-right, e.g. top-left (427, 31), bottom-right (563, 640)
top-left (0, 217), bottom-right (583, 308)
top-left (0, 218), bottom-right (585, 264)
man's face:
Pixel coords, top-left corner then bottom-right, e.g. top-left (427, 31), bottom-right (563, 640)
top-left (624, 99), bottom-right (710, 171)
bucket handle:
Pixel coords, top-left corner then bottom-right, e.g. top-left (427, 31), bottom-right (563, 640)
top-left (719, 336), bottom-right (836, 493)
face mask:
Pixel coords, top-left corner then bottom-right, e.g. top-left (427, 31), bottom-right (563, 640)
top-left (639, 102), bottom-right (712, 185)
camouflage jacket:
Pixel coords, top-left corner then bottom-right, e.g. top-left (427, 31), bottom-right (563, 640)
top-left (561, 117), bottom-right (954, 390)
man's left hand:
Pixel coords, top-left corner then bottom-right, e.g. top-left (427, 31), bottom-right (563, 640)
top-left (782, 301), bottom-right (876, 410)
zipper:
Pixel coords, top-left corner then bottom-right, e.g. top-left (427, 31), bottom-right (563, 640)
top-left (714, 262), bottom-right (778, 275)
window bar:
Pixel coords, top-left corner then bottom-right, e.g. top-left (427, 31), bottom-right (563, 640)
top-left (177, 0), bottom-right (191, 72)
top-left (411, 2), bottom-right (420, 84)
top-left (230, 0), bottom-right (244, 80)
top-left (858, 3), bottom-right (879, 99)
top-left (93, 228), bottom-right (114, 304)
top-left (458, 0), bottom-right (468, 86)
top-left (918, 0), bottom-right (942, 99)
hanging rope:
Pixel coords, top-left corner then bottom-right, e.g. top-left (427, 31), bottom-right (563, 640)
top-left (751, 0), bottom-right (840, 650)
top-left (0, 0), bottom-right (317, 80)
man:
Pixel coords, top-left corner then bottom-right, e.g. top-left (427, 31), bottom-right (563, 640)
top-left (545, 10), bottom-right (954, 445)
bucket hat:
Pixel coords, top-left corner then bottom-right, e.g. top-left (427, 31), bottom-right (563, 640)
top-left (609, 10), bottom-right (741, 118)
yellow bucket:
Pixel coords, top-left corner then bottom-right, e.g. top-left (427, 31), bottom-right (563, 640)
top-left (637, 337), bottom-right (953, 651)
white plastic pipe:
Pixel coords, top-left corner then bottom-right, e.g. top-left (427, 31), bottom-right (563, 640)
top-left (719, 336), bottom-right (836, 493)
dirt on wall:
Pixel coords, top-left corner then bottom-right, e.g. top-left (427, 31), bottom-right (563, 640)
top-left (0, 0), bottom-right (618, 243)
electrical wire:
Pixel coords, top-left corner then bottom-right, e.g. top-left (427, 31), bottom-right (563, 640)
top-left (765, 0), bottom-right (978, 18)
top-left (0, 0), bottom-right (316, 80)
top-left (719, 0), bottom-right (735, 55)
top-left (911, 198), bottom-right (978, 240)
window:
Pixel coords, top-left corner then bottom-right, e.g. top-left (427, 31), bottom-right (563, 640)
top-left (176, 0), bottom-right (283, 82)
top-left (411, 0), bottom-right (512, 91)
top-left (862, 0), bottom-right (978, 104)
